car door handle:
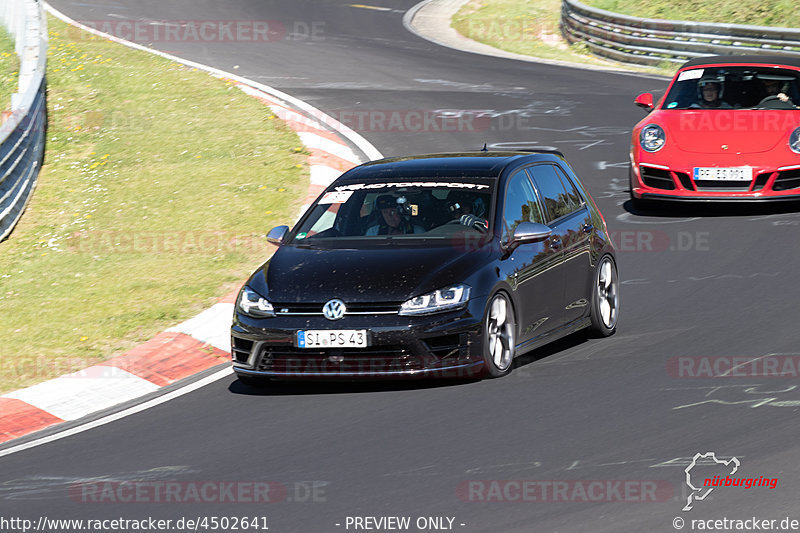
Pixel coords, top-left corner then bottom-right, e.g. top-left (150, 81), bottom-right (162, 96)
top-left (549, 237), bottom-right (562, 249)
top-left (582, 223), bottom-right (593, 233)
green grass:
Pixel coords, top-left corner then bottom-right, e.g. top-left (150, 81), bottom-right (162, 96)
top-left (0, 16), bottom-right (309, 393)
top-left (0, 25), bottom-right (20, 112)
top-left (451, 0), bottom-right (673, 75)
top-left (584, 0), bottom-right (800, 27)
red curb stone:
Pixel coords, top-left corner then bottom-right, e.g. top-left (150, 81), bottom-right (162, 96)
top-left (0, 398), bottom-right (64, 444)
top-left (103, 332), bottom-right (230, 387)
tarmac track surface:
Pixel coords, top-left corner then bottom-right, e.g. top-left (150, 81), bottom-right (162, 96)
top-left (4, 1), bottom-right (800, 530)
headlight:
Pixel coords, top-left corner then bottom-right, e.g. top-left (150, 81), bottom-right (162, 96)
top-left (790, 127), bottom-right (800, 154)
top-left (398, 285), bottom-right (471, 316)
top-left (640, 124), bottom-right (666, 152)
top-left (237, 286), bottom-right (275, 318)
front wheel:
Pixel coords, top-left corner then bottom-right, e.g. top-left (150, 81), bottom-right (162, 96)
top-left (589, 255), bottom-right (619, 336)
top-left (481, 292), bottom-right (516, 377)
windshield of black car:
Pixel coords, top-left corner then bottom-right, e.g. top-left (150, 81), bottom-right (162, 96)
top-left (287, 179), bottom-right (495, 244)
top-left (662, 66), bottom-right (800, 110)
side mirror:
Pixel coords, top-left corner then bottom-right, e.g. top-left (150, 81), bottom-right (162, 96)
top-left (510, 222), bottom-right (552, 245)
top-left (635, 93), bottom-right (654, 111)
top-left (266, 225), bottom-right (289, 245)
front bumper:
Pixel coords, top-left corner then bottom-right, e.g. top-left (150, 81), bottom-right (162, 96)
top-left (230, 302), bottom-right (486, 380)
top-left (630, 162), bottom-right (800, 202)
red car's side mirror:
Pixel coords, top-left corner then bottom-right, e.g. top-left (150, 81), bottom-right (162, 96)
top-left (635, 93), bottom-right (654, 111)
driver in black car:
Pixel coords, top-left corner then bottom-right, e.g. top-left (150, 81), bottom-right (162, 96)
top-left (447, 192), bottom-right (488, 232)
top-left (365, 195), bottom-right (424, 235)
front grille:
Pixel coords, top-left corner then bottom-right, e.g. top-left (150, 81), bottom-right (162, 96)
top-left (753, 172), bottom-right (772, 191)
top-left (641, 167), bottom-right (675, 190)
top-left (232, 337), bottom-right (254, 363)
top-left (422, 334), bottom-right (464, 359)
top-left (773, 169), bottom-right (800, 191)
top-left (675, 172), bottom-right (694, 190)
top-left (271, 302), bottom-right (401, 316)
top-left (256, 345), bottom-right (423, 374)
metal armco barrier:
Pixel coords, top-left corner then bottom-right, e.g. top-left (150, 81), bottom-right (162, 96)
top-left (561, 0), bottom-right (800, 67)
top-left (0, 0), bottom-right (47, 242)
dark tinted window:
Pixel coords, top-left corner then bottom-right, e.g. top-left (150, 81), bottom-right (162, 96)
top-left (553, 165), bottom-right (584, 207)
top-left (528, 164), bottom-right (580, 222)
top-left (502, 170), bottom-right (543, 242)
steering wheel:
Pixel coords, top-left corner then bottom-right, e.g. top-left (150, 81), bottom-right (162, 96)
top-left (756, 95), bottom-right (795, 109)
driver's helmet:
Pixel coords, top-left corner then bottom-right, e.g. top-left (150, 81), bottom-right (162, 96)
top-left (697, 73), bottom-right (725, 99)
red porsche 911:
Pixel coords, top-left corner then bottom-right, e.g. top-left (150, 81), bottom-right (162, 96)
top-left (630, 55), bottom-right (800, 205)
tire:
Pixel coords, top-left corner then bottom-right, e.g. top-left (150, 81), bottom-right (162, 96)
top-left (481, 292), bottom-right (517, 377)
top-left (589, 255), bottom-right (619, 337)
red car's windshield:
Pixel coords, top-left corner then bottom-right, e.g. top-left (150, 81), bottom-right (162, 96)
top-left (663, 66), bottom-right (800, 110)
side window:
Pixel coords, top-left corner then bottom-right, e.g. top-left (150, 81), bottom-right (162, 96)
top-left (553, 165), bottom-right (584, 207)
top-left (528, 164), bottom-right (579, 222)
top-left (502, 170), bottom-right (543, 242)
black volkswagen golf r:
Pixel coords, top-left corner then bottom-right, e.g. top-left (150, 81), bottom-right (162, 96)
top-left (231, 151), bottom-right (618, 382)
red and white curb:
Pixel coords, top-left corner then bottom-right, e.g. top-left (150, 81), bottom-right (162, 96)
top-left (0, 4), bottom-right (382, 446)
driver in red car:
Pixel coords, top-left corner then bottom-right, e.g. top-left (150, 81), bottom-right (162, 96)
top-left (758, 74), bottom-right (796, 107)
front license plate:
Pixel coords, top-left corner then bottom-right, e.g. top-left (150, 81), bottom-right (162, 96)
top-left (693, 167), bottom-right (752, 181)
top-left (297, 330), bottom-right (368, 348)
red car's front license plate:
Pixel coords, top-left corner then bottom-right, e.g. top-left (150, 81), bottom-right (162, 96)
top-left (693, 167), bottom-right (753, 181)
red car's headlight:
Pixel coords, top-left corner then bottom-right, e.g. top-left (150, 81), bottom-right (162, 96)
top-left (790, 127), bottom-right (800, 154)
top-left (640, 124), bottom-right (666, 152)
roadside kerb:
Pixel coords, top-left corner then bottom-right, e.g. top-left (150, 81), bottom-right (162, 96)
top-left (0, 3), bottom-right (383, 445)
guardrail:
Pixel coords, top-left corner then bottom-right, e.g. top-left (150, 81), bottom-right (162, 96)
top-left (0, 0), bottom-right (47, 242)
top-left (561, 0), bottom-right (800, 67)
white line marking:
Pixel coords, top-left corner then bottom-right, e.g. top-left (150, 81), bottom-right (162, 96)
top-left (0, 368), bottom-right (233, 458)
